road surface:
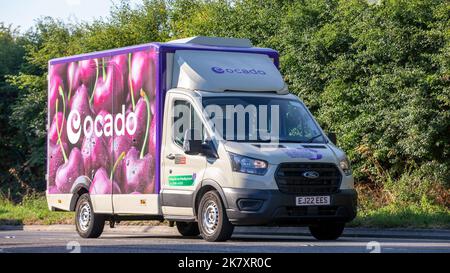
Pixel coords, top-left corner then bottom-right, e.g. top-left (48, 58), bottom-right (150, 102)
top-left (0, 226), bottom-right (449, 253)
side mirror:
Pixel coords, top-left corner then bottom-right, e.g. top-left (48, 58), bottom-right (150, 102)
top-left (183, 129), bottom-right (202, 155)
top-left (201, 139), bottom-right (218, 158)
top-left (327, 132), bottom-right (337, 145)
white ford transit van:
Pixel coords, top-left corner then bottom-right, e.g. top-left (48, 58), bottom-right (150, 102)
top-left (47, 36), bottom-right (357, 242)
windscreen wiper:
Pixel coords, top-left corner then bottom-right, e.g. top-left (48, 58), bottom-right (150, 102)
top-left (306, 134), bottom-right (323, 143)
top-left (230, 139), bottom-right (273, 143)
top-left (278, 140), bottom-right (303, 143)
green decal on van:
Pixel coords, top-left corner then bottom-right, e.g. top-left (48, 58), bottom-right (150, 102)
top-left (169, 175), bottom-right (194, 186)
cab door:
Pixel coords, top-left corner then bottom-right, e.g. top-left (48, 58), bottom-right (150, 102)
top-left (161, 92), bottom-right (207, 217)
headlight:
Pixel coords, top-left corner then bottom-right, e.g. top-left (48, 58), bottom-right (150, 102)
top-left (339, 157), bottom-right (352, 176)
top-left (229, 153), bottom-right (268, 175)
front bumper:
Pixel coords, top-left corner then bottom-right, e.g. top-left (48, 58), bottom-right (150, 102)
top-left (224, 188), bottom-right (357, 226)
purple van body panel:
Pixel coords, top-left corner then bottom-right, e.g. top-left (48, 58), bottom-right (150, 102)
top-left (48, 41), bottom-right (280, 196)
top-left (49, 42), bottom-right (279, 67)
top-left (49, 44), bottom-right (158, 65)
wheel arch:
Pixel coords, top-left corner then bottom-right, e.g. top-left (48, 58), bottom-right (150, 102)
top-left (193, 179), bottom-right (228, 217)
top-left (69, 176), bottom-right (91, 211)
top-left (69, 185), bottom-right (89, 211)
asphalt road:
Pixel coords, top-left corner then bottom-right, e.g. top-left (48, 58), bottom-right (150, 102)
top-left (0, 227), bottom-right (449, 253)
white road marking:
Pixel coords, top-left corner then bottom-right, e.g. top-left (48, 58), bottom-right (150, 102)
top-left (0, 230), bottom-right (449, 253)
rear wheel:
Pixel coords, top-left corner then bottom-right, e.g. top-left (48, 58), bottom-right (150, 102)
top-left (309, 222), bottom-right (345, 240)
top-left (198, 190), bottom-right (234, 242)
top-left (176, 222), bottom-right (200, 236)
top-left (75, 193), bottom-right (105, 238)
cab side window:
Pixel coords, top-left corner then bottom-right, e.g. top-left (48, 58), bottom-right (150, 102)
top-left (173, 100), bottom-right (204, 147)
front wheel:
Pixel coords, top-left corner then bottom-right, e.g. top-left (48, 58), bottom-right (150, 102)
top-left (198, 190), bottom-right (234, 242)
top-left (309, 222), bottom-right (345, 240)
top-left (176, 222), bottom-right (200, 236)
top-left (75, 193), bottom-right (105, 238)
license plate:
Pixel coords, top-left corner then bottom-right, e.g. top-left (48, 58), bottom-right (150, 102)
top-left (296, 196), bottom-right (330, 206)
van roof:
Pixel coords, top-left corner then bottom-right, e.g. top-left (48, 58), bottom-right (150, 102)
top-left (49, 37), bottom-right (278, 66)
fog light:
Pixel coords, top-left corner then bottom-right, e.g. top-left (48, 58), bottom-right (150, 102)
top-left (237, 199), bottom-right (263, 211)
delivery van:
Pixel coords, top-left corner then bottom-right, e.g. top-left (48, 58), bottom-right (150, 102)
top-left (46, 36), bottom-right (357, 242)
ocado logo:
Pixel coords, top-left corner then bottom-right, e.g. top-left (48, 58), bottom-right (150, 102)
top-left (211, 67), bottom-right (225, 74)
top-left (67, 105), bottom-right (137, 144)
top-left (211, 66), bottom-right (266, 75)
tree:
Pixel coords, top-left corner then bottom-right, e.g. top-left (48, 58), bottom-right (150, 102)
top-left (0, 24), bottom-right (26, 197)
top-left (1, 0), bottom-right (449, 203)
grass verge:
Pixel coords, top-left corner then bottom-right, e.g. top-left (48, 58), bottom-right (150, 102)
top-left (0, 195), bottom-right (164, 226)
top-left (349, 201), bottom-right (450, 229)
top-left (0, 195), bottom-right (73, 225)
top-left (1, 195), bottom-right (449, 228)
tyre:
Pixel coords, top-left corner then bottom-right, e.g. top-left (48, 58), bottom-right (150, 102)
top-left (176, 222), bottom-right (200, 236)
top-left (75, 193), bottom-right (105, 238)
top-left (309, 222), bottom-right (345, 240)
top-left (198, 190), bottom-right (234, 242)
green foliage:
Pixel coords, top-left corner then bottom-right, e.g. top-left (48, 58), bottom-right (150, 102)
top-left (0, 24), bottom-right (25, 76)
top-left (0, 24), bottom-right (27, 197)
top-left (304, 0), bottom-right (450, 186)
top-left (6, 74), bottom-right (47, 194)
top-left (0, 0), bottom-right (448, 211)
top-left (79, 0), bottom-right (171, 51)
top-left (351, 198), bottom-right (450, 228)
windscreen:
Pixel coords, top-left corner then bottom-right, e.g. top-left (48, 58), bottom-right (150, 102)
top-left (202, 96), bottom-right (325, 143)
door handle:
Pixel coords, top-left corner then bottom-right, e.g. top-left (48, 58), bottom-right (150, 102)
top-left (166, 154), bottom-right (176, 160)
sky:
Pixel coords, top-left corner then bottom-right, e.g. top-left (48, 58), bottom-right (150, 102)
top-left (0, 0), bottom-right (142, 32)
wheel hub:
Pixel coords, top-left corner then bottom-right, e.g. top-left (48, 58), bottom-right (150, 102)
top-left (78, 203), bottom-right (91, 231)
top-left (202, 200), bottom-right (219, 235)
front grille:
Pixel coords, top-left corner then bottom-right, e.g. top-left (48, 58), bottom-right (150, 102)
top-left (275, 163), bottom-right (342, 194)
